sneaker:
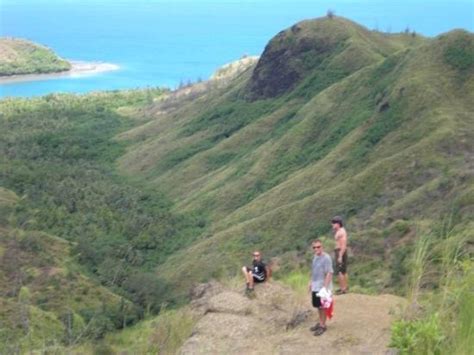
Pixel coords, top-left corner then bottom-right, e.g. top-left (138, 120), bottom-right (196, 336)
top-left (309, 324), bottom-right (322, 331)
top-left (335, 289), bottom-right (348, 295)
top-left (313, 326), bottom-right (327, 336)
top-left (248, 288), bottom-right (257, 298)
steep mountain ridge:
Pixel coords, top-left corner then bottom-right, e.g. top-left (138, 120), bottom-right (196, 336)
top-left (116, 18), bottom-right (473, 297)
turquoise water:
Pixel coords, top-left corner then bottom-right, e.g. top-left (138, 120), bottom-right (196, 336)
top-left (1, 0), bottom-right (473, 97)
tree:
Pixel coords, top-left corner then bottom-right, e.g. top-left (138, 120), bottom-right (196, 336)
top-left (122, 272), bottom-right (170, 315)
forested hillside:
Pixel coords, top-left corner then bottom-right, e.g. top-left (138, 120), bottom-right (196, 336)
top-left (0, 187), bottom-right (130, 351)
top-left (0, 90), bottom-right (206, 351)
top-left (0, 16), bottom-right (472, 353)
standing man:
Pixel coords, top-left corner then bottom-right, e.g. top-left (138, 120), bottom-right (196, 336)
top-left (308, 239), bottom-right (333, 336)
top-left (332, 216), bottom-right (349, 294)
top-left (242, 251), bottom-right (271, 295)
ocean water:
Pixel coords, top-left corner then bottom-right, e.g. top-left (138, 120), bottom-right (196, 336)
top-left (1, 0), bottom-right (473, 98)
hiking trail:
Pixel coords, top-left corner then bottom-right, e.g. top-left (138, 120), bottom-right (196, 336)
top-left (179, 281), bottom-right (405, 354)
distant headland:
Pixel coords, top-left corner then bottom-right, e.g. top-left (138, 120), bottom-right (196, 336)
top-left (0, 38), bottom-right (119, 85)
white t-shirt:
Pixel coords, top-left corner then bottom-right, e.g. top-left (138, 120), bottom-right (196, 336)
top-left (311, 252), bottom-right (333, 292)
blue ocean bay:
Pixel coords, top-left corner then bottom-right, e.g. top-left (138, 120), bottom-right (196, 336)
top-left (1, 0), bottom-right (473, 97)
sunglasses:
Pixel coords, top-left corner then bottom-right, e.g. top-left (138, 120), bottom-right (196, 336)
top-left (253, 254), bottom-right (260, 257)
top-left (312, 246), bottom-right (322, 249)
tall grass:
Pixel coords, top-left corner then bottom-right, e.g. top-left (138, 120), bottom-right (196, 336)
top-left (142, 307), bottom-right (196, 355)
top-left (390, 222), bottom-right (473, 354)
top-left (405, 233), bottom-right (431, 310)
top-left (279, 270), bottom-right (309, 298)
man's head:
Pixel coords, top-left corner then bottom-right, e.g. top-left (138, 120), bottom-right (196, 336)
top-left (312, 240), bottom-right (323, 256)
top-left (331, 216), bottom-right (343, 231)
top-left (253, 251), bottom-right (262, 261)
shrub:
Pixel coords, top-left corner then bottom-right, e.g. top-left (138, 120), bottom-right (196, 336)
top-left (443, 32), bottom-right (474, 71)
top-left (390, 223), bottom-right (473, 354)
top-left (390, 313), bottom-right (443, 354)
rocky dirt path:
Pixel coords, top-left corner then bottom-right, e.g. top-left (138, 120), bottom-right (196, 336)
top-left (179, 281), bottom-right (404, 354)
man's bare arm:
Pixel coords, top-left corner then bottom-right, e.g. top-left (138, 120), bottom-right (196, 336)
top-left (324, 272), bottom-right (333, 289)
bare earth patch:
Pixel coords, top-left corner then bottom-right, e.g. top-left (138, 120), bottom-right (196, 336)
top-left (180, 281), bottom-right (404, 354)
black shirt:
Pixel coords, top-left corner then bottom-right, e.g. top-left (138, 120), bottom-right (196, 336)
top-left (252, 260), bottom-right (266, 278)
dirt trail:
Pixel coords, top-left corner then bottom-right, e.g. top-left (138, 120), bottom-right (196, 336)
top-left (179, 281), bottom-right (404, 354)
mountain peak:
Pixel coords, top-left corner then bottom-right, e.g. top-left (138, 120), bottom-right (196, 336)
top-left (246, 17), bottom-right (351, 99)
top-left (246, 17), bottom-right (381, 99)
top-left (246, 16), bottom-right (423, 100)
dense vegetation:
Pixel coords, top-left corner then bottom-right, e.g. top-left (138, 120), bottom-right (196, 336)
top-left (0, 17), bottom-right (472, 353)
top-left (0, 90), bottom-right (206, 351)
top-left (0, 38), bottom-right (71, 76)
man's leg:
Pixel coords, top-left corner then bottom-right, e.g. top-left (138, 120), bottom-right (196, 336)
top-left (248, 272), bottom-right (255, 289)
top-left (342, 252), bottom-right (349, 291)
top-left (313, 308), bottom-right (327, 335)
top-left (336, 252), bottom-right (349, 293)
top-left (242, 267), bottom-right (252, 288)
top-left (310, 293), bottom-right (326, 333)
top-left (338, 272), bottom-right (345, 291)
top-left (318, 308), bottom-right (327, 328)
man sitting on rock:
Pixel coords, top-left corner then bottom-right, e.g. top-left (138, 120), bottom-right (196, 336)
top-left (242, 251), bottom-right (271, 295)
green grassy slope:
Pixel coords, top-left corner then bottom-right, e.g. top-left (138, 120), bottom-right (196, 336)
top-left (116, 19), bottom-right (473, 296)
top-left (0, 188), bottom-right (129, 352)
top-left (0, 38), bottom-right (71, 76)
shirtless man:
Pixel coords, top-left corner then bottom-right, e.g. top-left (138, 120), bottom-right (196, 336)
top-left (331, 216), bottom-right (348, 294)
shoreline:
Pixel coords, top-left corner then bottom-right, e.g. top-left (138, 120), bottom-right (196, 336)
top-left (0, 61), bottom-right (120, 85)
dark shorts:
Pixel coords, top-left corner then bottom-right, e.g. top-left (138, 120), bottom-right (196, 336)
top-left (335, 249), bottom-right (348, 274)
top-left (246, 267), bottom-right (266, 283)
top-left (312, 292), bottom-right (322, 308)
